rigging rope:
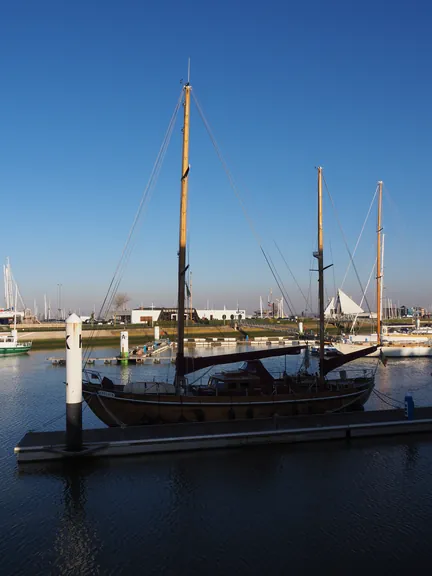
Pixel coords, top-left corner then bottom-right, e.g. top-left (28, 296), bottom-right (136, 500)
top-left (274, 241), bottom-right (309, 309)
top-left (350, 257), bottom-right (377, 333)
top-left (83, 89), bottom-right (183, 364)
top-left (323, 175), bottom-right (372, 314)
top-left (192, 90), bottom-right (298, 316)
top-left (341, 185), bottom-right (378, 290)
top-left (260, 248), bottom-right (295, 317)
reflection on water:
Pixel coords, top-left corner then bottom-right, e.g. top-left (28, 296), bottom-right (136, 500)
top-left (1, 348), bottom-right (432, 573)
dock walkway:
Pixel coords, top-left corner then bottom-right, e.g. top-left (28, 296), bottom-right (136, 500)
top-left (15, 407), bottom-right (432, 463)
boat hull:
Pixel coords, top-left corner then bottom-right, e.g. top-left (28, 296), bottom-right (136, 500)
top-left (83, 380), bottom-right (374, 427)
top-left (335, 343), bottom-right (432, 358)
top-left (0, 344), bottom-right (32, 356)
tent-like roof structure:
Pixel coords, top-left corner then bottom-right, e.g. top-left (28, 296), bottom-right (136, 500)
top-left (324, 289), bottom-right (364, 318)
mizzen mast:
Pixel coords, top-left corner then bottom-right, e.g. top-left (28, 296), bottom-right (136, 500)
top-left (376, 180), bottom-right (383, 345)
top-left (317, 167), bottom-right (325, 384)
top-left (175, 80), bottom-right (191, 392)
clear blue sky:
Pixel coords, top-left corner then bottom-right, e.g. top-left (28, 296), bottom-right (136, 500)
top-left (1, 0), bottom-right (431, 315)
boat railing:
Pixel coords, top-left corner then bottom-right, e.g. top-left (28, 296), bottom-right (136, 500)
top-left (326, 368), bottom-right (375, 381)
top-left (83, 369), bottom-right (171, 388)
top-left (83, 369), bottom-right (105, 384)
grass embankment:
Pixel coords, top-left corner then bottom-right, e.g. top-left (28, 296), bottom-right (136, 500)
top-left (11, 317), bottom-right (422, 351)
top-left (26, 326), bottom-right (299, 352)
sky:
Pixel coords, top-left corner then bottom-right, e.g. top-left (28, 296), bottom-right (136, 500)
top-left (1, 0), bottom-right (432, 316)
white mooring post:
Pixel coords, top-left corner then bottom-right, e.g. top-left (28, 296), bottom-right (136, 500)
top-left (154, 325), bottom-right (160, 341)
top-left (120, 331), bottom-right (129, 358)
top-left (66, 313), bottom-right (83, 451)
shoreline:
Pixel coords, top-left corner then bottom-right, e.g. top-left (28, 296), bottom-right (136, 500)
top-left (12, 326), bottom-right (301, 352)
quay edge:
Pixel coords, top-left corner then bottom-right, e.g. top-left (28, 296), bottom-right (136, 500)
top-left (14, 407), bottom-right (432, 463)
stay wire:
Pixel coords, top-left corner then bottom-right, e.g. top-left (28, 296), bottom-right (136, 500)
top-left (274, 241), bottom-right (309, 309)
top-left (192, 90), bottom-right (262, 245)
top-left (83, 89), bottom-right (183, 364)
top-left (193, 90), bottom-right (296, 313)
top-left (266, 251), bottom-right (296, 316)
top-left (323, 175), bottom-right (372, 314)
top-left (341, 185), bottom-right (378, 289)
top-left (260, 248), bottom-right (295, 317)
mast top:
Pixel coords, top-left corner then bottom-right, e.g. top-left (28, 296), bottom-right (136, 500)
top-left (187, 57), bottom-right (191, 84)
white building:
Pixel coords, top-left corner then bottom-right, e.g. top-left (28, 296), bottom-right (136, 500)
top-left (196, 309), bottom-right (246, 321)
top-left (131, 307), bottom-right (246, 324)
top-left (131, 309), bottom-right (162, 324)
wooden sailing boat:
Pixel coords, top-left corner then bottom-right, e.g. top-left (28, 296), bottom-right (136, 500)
top-left (82, 82), bottom-right (377, 427)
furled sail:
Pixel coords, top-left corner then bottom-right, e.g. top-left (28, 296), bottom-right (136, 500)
top-left (181, 345), bottom-right (305, 375)
top-left (322, 345), bottom-right (378, 375)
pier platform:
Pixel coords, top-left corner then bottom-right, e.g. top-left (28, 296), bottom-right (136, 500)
top-left (14, 407), bottom-right (432, 463)
top-left (47, 356), bottom-right (176, 366)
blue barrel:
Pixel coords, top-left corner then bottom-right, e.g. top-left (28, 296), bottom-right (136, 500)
top-left (404, 393), bottom-right (414, 420)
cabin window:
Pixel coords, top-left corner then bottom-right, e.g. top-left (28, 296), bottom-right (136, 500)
top-left (228, 382), bottom-right (237, 390)
top-left (210, 378), bottom-right (224, 388)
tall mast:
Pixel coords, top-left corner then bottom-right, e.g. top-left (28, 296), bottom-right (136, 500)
top-left (13, 284), bottom-right (18, 332)
top-left (376, 181), bottom-right (383, 344)
top-left (175, 80), bottom-right (191, 391)
top-left (381, 233), bottom-right (385, 322)
top-left (190, 271), bottom-right (193, 322)
top-left (317, 167), bottom-right (325, 384)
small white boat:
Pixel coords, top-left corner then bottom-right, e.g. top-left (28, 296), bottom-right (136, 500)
top-left (311, 344), bottom-right (341, 357)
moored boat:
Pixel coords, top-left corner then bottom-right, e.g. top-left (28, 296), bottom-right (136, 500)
top-left (83, 79), bottom-right (376, 427)
top-left (0, 329), bottom-right (32, 356)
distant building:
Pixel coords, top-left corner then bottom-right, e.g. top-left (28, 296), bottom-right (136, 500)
top-left (0, 309), bottom-right (24, 325)
top-left (131, 307), bottom-right (246, 324)
top-left (196, 309), bottom-right (246, 322)
top-left (131, 308), bottom-right (162, 324)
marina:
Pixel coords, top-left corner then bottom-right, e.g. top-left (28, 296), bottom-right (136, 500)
top-left (3, 344), bottom-right (432, 574)
top-left (3, 2), bottom-right (432, 574)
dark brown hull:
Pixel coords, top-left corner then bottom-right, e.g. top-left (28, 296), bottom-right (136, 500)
top-left (83, 380), bottom-right (374, 427)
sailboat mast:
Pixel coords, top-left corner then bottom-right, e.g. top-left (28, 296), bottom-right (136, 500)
top-left (381, 233), bottom-right (385, 322)
top-left (376, 181), bottom-right (383, 344)
top-left (317, 167), bottom-right (325, 384)
top-left (190, 271), bottom-right (193, 322)
top-left (175, 81), bottom-right (191, 389)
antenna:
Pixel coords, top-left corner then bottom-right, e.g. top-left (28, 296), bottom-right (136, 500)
top-left (187, 58), bottom-right (191, 84)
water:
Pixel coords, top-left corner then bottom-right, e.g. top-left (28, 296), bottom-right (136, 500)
top-left (2, 348), bottom-right (432, 574)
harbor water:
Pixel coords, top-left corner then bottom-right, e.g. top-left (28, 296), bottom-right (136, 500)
top-left (2, 347), bottom-right (432, 573)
